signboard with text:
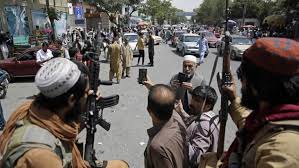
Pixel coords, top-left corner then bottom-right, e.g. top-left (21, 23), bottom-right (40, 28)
top-left (74, 6), bottom-right (84, 19)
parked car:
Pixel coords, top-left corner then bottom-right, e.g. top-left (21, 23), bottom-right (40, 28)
top-left (0, 46), bottom-right (59, 80)
top-left (141, 30), bottom-right (162, 45)
top-left (123, 33), bottom-right (139, 57)
top-left (198, 31), bottom-right (218, 48)
top-left (176, 34), bottom-right (200, 56)
top-left (217, 35), bottom-right (253, 60)
top-left (171, 30), bottom-right (187, 47)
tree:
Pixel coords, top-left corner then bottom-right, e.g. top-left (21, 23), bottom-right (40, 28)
top-left (194, 0), bottom-right (227, 25)
top-left (45, 0), bottom-right (60, 40)
top-left (140, 0), bottom-right (186, 25)
top-left (90, 0), bottom-right (142, 27)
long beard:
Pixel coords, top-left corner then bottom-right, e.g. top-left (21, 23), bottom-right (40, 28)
top-left (241, 87), bottom-right (259, 110)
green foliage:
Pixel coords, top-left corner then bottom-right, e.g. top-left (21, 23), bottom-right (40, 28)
top-left (48, 7), bottom-right (60, 21)
top-left (90, 0), bottom-right (142, 26)
top-left (193, 0), bottom-right (227, 25)
top-left (194, 0), bottom-right (299, 25)
top-left (229, 0), bottom-right (276, 22)
top-left (140, 0), bottom-right (187, 25)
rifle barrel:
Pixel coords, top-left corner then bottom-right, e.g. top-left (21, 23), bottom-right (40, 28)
top-left (216, 0), bottom-right (231, 159)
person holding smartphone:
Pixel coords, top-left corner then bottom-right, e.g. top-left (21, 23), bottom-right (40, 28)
top-left (144, 55), bottom-right (206, 113)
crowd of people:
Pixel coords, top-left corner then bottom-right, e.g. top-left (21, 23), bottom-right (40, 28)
top-left (0, 22), bottom-right (298, 168)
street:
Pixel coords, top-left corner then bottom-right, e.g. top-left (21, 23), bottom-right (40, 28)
top-left (2, 43), bottom-right (242, 168)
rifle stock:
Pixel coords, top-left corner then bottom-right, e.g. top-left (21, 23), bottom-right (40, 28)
top-left (217, 0), bottom-right (232, 159)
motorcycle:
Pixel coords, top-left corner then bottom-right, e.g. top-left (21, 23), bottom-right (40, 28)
top-left (0, 69), bottom-right (9, 99)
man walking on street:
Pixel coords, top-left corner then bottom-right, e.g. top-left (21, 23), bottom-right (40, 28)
top-left (0, 58), bottom-right (129, 168)
top-left (148, 32), bottom-right (155, 66)
top-left (135, 33), bottom-right (145, 66)
top-left (144, 84), bottom-right (189, 168)
top-left (218, 38), bottom-right (299, 168)
top-left (121, 38), bottom-right (133, 78)
top-left (196, 33), bottom-right (209, 64)
top-left (108, 37), bottom-right (122, 84)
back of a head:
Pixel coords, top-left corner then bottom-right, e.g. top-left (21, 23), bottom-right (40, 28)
top-left (241, 38), bottom-right (299, 106)
top-left (148, 84), bottom-right (175, 121)
top-left (192, 86), bottom-right (218, 110)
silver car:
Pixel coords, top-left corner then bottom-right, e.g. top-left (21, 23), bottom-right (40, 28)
top-left (217, 35), bottom-right (253, 60)
top-left (176, 34), bottom-right (200, 56)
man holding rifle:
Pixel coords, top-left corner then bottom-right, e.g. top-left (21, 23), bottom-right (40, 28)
top-left (0, 58), bottom-right (128, 168)
top-left (217, 38), bottom-right (299, 168)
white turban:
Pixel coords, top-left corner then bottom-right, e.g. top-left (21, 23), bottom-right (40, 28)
top-left (35, 57), bottom-right (81, 98)
top-left (183, 55), bottom-right (197, 63)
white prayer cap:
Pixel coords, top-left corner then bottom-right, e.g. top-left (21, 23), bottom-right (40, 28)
top-left (35, 57), bottom-right (81, 98)
top-left (183, 55), bottom-right (197, 63)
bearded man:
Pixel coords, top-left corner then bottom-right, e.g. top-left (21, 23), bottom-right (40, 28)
top-left (219, 38), bottom-right (299, 168)
top-left (0, 58), bottom-right (128, 168)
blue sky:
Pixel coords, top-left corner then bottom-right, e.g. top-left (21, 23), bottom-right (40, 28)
top-left (172, 0), bottom-right (204, 12)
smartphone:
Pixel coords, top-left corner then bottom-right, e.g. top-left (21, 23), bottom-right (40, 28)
top-left (138, 68), bottom-right (147, 84)
top-left (178, 72), bottom-right (188, 83)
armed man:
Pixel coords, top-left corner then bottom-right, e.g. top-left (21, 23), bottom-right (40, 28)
top-left (0, 58), bottom-right (128, 168)
top-left (216, 38), bottom-right (299, 168)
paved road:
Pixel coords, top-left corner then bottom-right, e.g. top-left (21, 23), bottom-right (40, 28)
top-left (2, 43), bottom-right (242, 168)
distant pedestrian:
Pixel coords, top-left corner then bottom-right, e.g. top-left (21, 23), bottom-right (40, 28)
top-left (57, 40), bottom-right (70, 59)
top-left (196, 33), bottom-right (209, 64)
top-left (121, 38), bottom-right (133, 78)
top-left (108, 37), bottom-right (122, 84)
top-left (36, 42), bottom-right (54, 66)
top-left (148, 32), bottom-right (155, 66)
top-left (135, 33), bottom-right (145, 65)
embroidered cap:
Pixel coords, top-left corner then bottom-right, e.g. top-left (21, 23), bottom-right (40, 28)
top-left (35, 58), bottom-right (81, 98)
top-left (244, 38), bottom-right (299, 75)
top-left (183, 55), bottom-right (197, 63)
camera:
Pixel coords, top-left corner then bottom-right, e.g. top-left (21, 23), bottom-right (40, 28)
top-left (178, 72), bottom-right (188, 83)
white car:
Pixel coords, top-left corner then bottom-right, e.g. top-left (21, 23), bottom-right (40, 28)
top-left (123, 33), bottom-right (139, 56)
top-left (176, 34), bottom-right (200, 56)
top-left (217, 35), bottom-right (253, 60)
top-left (141, 30), bottom-right (162, 45)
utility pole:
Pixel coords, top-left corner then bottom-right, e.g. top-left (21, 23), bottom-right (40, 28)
top-left (242, 0), bottom-right (247, 26)
top-left (46, 0), bottom-right (50, 13)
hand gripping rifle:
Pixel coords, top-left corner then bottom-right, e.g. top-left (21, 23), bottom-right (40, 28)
top-left (83, 52), bottom-right (120, 167)
top-left (216, 0), bottom-right (232, 159)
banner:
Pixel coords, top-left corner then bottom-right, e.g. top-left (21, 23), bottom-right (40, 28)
top-left (4, 6), bottom-right (29, 37)
top-left (54, 12), bottom-right (67, 38)
top-left (31, 10), bottom-right (51, 31)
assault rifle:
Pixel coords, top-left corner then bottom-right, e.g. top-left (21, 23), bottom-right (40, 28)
top-left (83, 52), bottom-right (119, 167)
top-left (216, 0), bottom-right (232, 159)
